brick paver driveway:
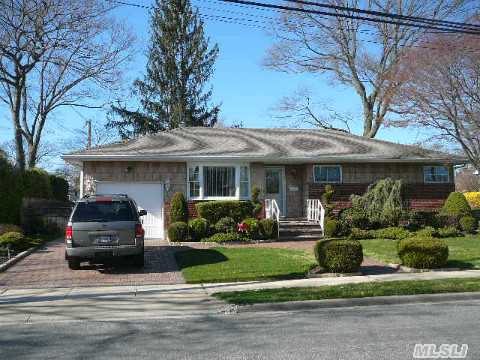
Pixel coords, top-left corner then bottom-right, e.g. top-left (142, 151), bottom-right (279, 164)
top-left (0, 239), bottom-right (185, 289)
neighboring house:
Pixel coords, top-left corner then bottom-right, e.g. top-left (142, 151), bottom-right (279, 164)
top-left (63, 127), bottom-right (466, 239)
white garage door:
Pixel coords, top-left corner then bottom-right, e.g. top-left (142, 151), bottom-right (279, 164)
top-left (96, 182), bottom-right (164, 239)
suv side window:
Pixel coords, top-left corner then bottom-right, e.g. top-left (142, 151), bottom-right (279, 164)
top-left (72, 200), bottom-right (138, 222)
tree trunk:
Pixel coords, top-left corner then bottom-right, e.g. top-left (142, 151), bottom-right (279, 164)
top-left (11, 93), bottom-right (25, 171)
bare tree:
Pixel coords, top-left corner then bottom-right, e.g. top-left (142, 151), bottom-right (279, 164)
top-left (0, 0), bottom-right (132, 170)
top-left (456, 167), bottom-right (480, 192)
top-left (270, 87), bottom-right (353, 131)
top-left (391, 33), bottom-right (480, 171)
top-left (265, 0), bottom-right (471, 138)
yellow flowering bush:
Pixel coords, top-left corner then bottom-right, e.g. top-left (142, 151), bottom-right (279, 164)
top-left (465, 192), bottom-right (480, 209)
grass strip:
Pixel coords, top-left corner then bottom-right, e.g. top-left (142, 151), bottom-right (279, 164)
top-left (213, 277), bottom-right (480, 305)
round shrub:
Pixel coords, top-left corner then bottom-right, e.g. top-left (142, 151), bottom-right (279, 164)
top-left (314, 239), bottom-right (363, 273)
top-left (188, 218), bottom-right (209, 242)
top-left (214, 217), bottom-right (236, 234)
top-left (259, 219), bottom-right (278, 239)
top-left (0, 231), bottom-right (30, 252)
top-left (397, 237), bottom-right (449, 269)
top-left (204, 232), bottom-right (238, 243)
top-left (168, 221), bottom-right (188, 242)
top-left (324, 218), bottom-right (339, 238)
top-left (170, 192), bottom-right (188, 223)
top-left (459, 215), bottom-right (478, 234)
top-left (241, 218), bottom-right (260, 239)
top-left (442, 192), bottom-right (472, 218)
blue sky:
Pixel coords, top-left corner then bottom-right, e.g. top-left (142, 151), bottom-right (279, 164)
top-left (0, 0), bottom-right (432, 170)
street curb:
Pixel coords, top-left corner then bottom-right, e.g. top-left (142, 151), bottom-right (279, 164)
top-left (0, 246), bottom-right (37, 273)
top-left (235, 291), bottom-right (480, 313)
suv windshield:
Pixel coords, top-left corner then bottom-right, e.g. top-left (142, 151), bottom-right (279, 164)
top-left (72, 201), bottom-right (137, 222)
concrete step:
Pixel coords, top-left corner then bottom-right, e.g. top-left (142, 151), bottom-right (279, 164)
top-left (279, 234), bottom-right (323, 240)
top-left (280, 228), bottom-right (323, 236)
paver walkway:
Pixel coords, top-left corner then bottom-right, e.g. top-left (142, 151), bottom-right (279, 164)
top-left (0, 239), bottom-right (185, 289)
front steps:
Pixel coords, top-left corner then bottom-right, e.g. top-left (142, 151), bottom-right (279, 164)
top-left (279, 218), bottom-right (324, 241)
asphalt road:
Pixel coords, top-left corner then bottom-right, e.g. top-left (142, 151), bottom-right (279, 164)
top-left (1, 300), bottom-right (479, 360)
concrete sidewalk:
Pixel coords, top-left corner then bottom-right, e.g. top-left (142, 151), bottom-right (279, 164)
top-left (201, 269), bottom-right (480, 295)
top-left (0, 284), bottom-right (225, 325)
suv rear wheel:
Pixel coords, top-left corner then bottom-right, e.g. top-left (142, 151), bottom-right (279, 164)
top-left (133, 251), bottom-right (144, 268)
top-left (68, 259), bottom-right (81, 270)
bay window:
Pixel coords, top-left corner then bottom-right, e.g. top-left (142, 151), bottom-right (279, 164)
top-left (187, 164), bottom-right (250, 200)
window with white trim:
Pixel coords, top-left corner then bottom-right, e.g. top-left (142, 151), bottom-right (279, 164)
top-left (313, 165), bottom-right (342, 183)
top-left (240, 166), bottom-right (249, 198)
top-left (424, 166), bottom-right (449, 183)
top-left (187, 164), bottom-right (250, 200)
top-left (188, 165), bottom-right (200, 198)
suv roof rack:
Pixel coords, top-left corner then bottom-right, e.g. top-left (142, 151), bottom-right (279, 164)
top-left (83, 194), bottom-right (129, 199)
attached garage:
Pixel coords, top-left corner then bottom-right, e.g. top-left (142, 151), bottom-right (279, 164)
top-left (96, 182), bottom-right (164, 239)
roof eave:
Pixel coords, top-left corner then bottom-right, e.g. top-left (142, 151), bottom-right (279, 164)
top-left (62, 154), bottom-right (467, 165)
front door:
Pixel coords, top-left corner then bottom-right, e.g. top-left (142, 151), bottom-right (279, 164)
top-left (265, 167), bottom-right (286, 216)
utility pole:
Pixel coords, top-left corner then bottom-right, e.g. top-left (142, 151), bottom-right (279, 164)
top-left (86, 120), bottom-right (92, 149)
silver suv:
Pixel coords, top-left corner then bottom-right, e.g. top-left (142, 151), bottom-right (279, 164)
top-left (65, 194), bottom-right (146, 270)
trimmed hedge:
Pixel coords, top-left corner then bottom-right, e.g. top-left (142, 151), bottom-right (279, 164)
top-left (214, 217), bottom-right (236, 234)
top-left (196, 200), bottom-right (254, 224)
top-left (0, 158), bottom-right (23, 224)
top-left (259, 219), bottom-right (278, 240)
top-left (203, 232), bottom-right (239, 243)
top-left (49, 175), bottom-right (69, 202)
top-left (170, 192), bottom-right (188, 223)
top-left (314, 239), bottom-right (363, 273)
top-left (348, 227), bottom-right (411, 240)
top-left (459, 215), bottom-right (478, 234)
top-left (324, 218), bottom-right (339, 238)
top-left (398, 237), bottom-right (449, 269)
top-left (436, 226), bottom-right (461, 238)
top-left (339, 207), bottom-right (370, 230)
top-left (23, 168), bottom-right (52, 199)
top-left (189, 218), bottom-right (209, 242)
top-left (168, 221), bottom-right (188, 242)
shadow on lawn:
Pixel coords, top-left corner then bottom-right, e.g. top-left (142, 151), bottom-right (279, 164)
top-left (175, 249), bottom-right (229, 269)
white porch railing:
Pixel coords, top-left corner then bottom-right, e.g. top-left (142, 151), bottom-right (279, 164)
top-left (307, 199), bottom-right (325, 236)
top-left (265, 199), bottom-right (280, 239)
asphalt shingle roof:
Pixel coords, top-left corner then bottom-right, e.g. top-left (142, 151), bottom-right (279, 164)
top-left (63, 127), bottom-right (466, 163)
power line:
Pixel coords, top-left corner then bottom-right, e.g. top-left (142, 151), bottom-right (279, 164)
top-left (108, 0), bottom-right (480, 35)
top-left (215, 0), bottom-right (480, 35)
top-left (282, 0), bottom-right (480, 31)
top-left (107, 0), bottom-right (480, 55)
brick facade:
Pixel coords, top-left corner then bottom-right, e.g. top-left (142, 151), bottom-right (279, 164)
top-left (82, 160), bottom-right (455, 233)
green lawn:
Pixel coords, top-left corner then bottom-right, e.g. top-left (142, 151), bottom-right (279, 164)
top-left (175, 247), bottom-right (317, 284)
top-left (214, 277), bottom-right (480, 305)
top-left (360, 234), bottom-right (480, 268)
